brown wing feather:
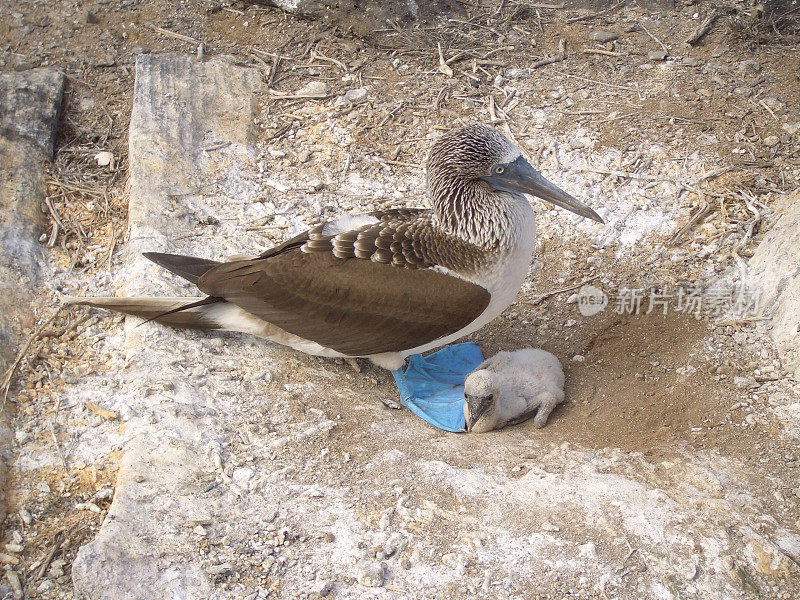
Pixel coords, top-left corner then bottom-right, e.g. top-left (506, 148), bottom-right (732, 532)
top-left (71, 297), bottom-right (220, 330)
top-left (254, 209), bottom-right (428, 260)
top-left (196, 250), bottom-right (490, 356)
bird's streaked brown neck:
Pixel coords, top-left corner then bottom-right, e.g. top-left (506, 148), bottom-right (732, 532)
top-left (427, 170), bottom-right (525, 250)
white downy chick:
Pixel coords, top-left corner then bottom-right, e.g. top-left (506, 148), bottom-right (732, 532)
top-left (463, 349), bottom-right (565, 433)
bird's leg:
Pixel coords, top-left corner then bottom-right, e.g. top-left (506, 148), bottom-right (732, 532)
top-left (345, 357), bottom-right (361, 373)
top-left (532, 391), bottom-right (559, 428)
top-left (390, 366), bottom-right (410, 407)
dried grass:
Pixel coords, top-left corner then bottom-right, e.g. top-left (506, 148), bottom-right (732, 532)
top-left (44, 83), bottom-right (128, 272)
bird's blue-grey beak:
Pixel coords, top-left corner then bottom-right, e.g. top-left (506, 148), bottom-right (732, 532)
top-left (464, 393), bottom-right (494, 431)
top-left (483, 156), bottom-right (604, 223)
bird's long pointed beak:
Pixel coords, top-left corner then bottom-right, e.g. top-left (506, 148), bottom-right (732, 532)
top-left (464, 393), bottom-right (493, 432)
top-left (485, 156), bottom-right (604, 223)
top-left (464, 406), bottom-right (478, 432)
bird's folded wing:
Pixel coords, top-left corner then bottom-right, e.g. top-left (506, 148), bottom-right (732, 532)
top-left (257, 208), bottom-right (429, 260)
top-left (196, 251), bottom-right (490, 356)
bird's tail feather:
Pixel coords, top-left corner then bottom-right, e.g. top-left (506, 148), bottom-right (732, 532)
top-left (68, 296), bottom-right (222, 330)
top-left (142, 252), bottom-right (221, 284)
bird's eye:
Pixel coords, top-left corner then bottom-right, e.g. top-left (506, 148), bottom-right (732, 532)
top-left (494, 166), bottom-right (505, 174)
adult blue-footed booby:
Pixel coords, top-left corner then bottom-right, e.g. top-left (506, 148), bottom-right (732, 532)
top-left (77, 125), bottom-right (602, 371)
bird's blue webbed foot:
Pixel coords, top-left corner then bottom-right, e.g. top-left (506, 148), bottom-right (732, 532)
top-left (388, 343), bottom-right (485, 432)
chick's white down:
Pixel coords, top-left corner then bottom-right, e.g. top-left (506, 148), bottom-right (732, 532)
top-left (464, 349), bottom-right (565, 432)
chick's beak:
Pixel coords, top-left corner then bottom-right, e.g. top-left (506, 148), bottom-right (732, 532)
top-left (464, 393), bottom-right (494, 432)
top-left (483, 156), bottom-right (604, 223)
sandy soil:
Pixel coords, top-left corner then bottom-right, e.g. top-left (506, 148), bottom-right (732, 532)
top-left (1, 1), bottom-right (799, 598)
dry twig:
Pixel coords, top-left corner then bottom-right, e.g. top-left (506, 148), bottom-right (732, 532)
top-left (566, 1), bottom-right (626, 24)
top-left (638, 20), bottom-right (669, 55)
top-left (532, 276), bottom-right (601, 306)
top-left (311, 49), bottom-right (347, 73)
top-left (147, 24), bottom-right (201, 46)
top-left (668, 195), bottom-right (713, 245)
top-left (583, 49), bottom-right (623, 57)
top-left (31, 532), bottom-right (65, 585)
top-left (437, 43), bottom-right (454, 77)
top-left (0, 304), bottom-right (70, 405)
top-left (532, 38), bottom-right (565, 69)
top-left (51, 395), bottom-right (69, 471)
top-left (736, 191), bottom-right (761, 251)
top-left (685, 11), bottom-right (720, 46)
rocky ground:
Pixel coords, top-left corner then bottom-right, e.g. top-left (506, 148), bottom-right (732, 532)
top-left (1, 1), bottom-right (800, 599)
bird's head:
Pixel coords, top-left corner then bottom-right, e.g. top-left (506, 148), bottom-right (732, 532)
top-left (427, 124), bottom-right (603, 223)
top-left (463, 368), bottom-right (501, 433)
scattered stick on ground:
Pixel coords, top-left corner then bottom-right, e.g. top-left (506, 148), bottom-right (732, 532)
top-left (532, 275), bottom-right (601, 305)
top-left (736, 190), bottom-right (762, 251)
top-left (532, 38), bottom-right (566, 69)
top-left (686, 11), bottom-right (720, 46)
top-left (147, 24), bottom-right (201, 46)
top-left (583, 49), bottom-right (623, 57)
top-left (0, 304), bottom-right (70, 406)
top-left (668, 195), bottom-right (713, 245)
top-left (437, 43), bottom-right (454, 77)
top-left (566, 1), bottom-right (626, 24)
top-left (638, 20), bottom-right (669, 56)
top-left (50, 395), bottom-right (69, 471)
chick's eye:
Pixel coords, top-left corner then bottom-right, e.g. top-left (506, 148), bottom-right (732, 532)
top-left (494, 166), bottom-right (505, 174)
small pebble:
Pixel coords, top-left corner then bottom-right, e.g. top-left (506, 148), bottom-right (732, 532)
top-left (590, 30), bottom-right (618, 43)
top-left (208, 562), bottom-right (234, 575)
top-left (648, 50), bottom-right (668, 61)
top-left (781, 122), bottom-right (800, 135)
top-left (734, 376), bottom-right (757, 389)
top-left (295, 81), bottom-right (330, 97)
top-left (344, 88), bottom-right (368, 104)
top-left (48, 559), bottom-right (67, 578)
top-left (710, 44), bottom-right (727, 57)
top-left (357, 561), bottom-right (386, 587)
top-left (737, 59), bottom-right (761, 75)
top-left (571, 355), bottom-right (585, 363)
top-left (763, 136), bottom-right (779, 147)
top-left (94, 151), bottom-right (114, 166)
top-left (92, 487), bottom-right (114, 502)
